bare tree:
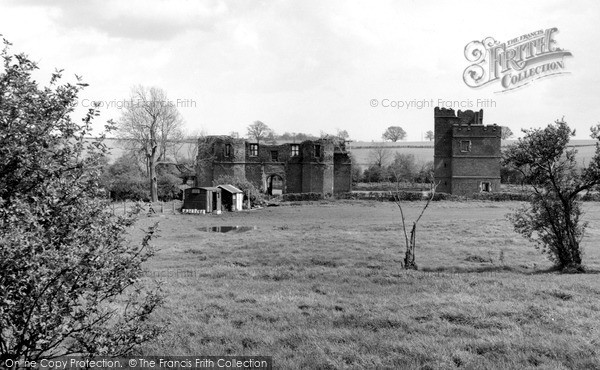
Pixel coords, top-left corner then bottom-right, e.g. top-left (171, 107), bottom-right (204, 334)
top-left (394, 183), bottom-right (438, 269)
top-left (117, 85), bottom-right (184, 202)
top-left (247, 120), bottom-right (273, 144)
top-left (368, 146), bottom-right (392, 168)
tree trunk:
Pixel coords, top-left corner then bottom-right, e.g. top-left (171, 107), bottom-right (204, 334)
top-left (149, 160), bottom-right (158, 202)
top-left (404, 223), bottom-right (417, 270)
top-left (149, 146), bottom-right (158, 202)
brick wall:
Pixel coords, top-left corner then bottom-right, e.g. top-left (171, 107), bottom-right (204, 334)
top-left (433, 108), bottom-right (501, 196)
top-left (197, 136), bottom-right (352, 195)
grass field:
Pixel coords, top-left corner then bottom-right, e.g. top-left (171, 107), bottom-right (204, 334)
top-left (134, 200), bottom-right (600, 369)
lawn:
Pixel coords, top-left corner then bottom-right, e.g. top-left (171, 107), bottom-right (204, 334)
top-left (134, 200), bottom-right (600, 369)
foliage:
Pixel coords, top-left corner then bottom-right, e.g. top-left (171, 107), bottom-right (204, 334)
top-left (213, 174), bottom-right (264, 207)
top-left (415, 161), bottom-right (434, 184)
top-left (0, 39), bottom-right (162, 362)
top-left (362, 165), bottom-right (389, 183)
top-left (157, 164), bottom-right (183, 201)
top-left (246, 120), bottom-right (273, 144)
top-left (278, 132), bottom-right (318, 141)
top-left (502, 119), bottom-right (600, 271)
top-left (500, 161), bottom-right (525, 184)
top-left (116, 85), bottom-right (184, 202)
top-left (382, 126), bottom-right (406, 142)
top-left (351, 164), bottom-right (362, 184)
top-left (501, 126), bottom-right (514, 140)
top-left (335, 129), bottom-right (349, 140)
top-left (102, 154), bottom-right (149, 201)
top-left (425, 130), bottom-right (434, 141)
top-left (471, 192), bottom-right (531, 201)
top-left (388, 153), bottom-right (417, 185)
top-left (282, 192), bottom-right (324, 201)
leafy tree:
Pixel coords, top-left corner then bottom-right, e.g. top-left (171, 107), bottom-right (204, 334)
top-left (102, 154), bottom-right (149, 201)
top-left (382, 126), bottom-right (406, 142)
top-left (0, 39), bottom-right (162, 362)
top-left (503, 119), bottom-right (600, 271)
top-left (264, 130), bottom-right (278, 145)
top-left (501, 126), bottom-right (514, 140)
top-left (388, 153), bottom-right (417, 186)
top-left (278, 132), bottom-right (318, 142)
top-left (336, 129), bottom-right (350, 140)
top-left (116, 85), bottom-right (184, 202)
top-left (157, 164), bottom-right (183, 201)
top-left (425, 130), bottom-right (434, 141)
top-left (246, 120), bottom-right (273, 144)
top-left (415, 161), bottom-right (434, 184)
top-left (213, 174), bottom-right (263, 207)
top-left (363, 165), bottom-right (389, 183)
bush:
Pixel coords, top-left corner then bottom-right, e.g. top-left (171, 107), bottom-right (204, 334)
top-left (0, 40), bottom-right (162, 361)
top-left (102, 155), bottom-right (150, 201)
top-left (282, 192), bottom-right (324, 201)
top-left (580, 192), bottom-right (600, 202)
top-left (391, 191), bottom-right (424, 201)
top-left (214, 174), bottom-right (264, 207)
top-left (471, 192), bottom-right (531, 201)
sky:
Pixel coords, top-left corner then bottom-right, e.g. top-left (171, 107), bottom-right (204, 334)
top-left (1, 0), bottom-right (599, 141)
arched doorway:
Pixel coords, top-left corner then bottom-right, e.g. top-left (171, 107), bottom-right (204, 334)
top-left (267, 174), bottom-right (284, 195)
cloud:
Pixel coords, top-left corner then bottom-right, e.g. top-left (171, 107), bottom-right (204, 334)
top-left (10, 0), bottom-right (229, 40)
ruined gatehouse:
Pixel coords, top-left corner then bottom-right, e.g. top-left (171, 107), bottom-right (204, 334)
top-left (196, 136), bottom-right (352, 195)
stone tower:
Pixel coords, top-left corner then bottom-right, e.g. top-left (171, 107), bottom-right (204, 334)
top-left (434, 107), bottom-right (501, 196)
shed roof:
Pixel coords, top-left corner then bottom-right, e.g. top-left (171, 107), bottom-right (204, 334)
top-left (217, 184), bottom-right (243, 193)
top-left (198, 186), bottom-right (221, 192)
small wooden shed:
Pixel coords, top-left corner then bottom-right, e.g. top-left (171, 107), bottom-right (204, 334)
top-left (182, 187), bottom-right (222, 213)
top-left (217, 184), bottom-right (244, 211)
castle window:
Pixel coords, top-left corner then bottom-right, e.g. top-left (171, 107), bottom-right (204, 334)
top-left (314, 144), bottom-right (321, 158)
top-left (271, 150), bottom-right (279, 162)
top-left (291, 144), bottom-right (300, 156)
top-left (481, 182), bottom-right (491, 192)
top-left (460, 140), bottom-right (471, 152)
top-left (249, 144), bottom-right (259, 156)
top-left (224, 144), bottom-right (232, 157)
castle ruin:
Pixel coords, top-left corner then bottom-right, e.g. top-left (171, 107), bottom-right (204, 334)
top-left (434, 107), bottom-right (501, 196)
top-left (196, 136), bottom-right (352, 195)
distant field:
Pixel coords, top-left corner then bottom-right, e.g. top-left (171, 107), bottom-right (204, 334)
top-left (347, 140), bottom-right (598, 170)
top-left (98, 138), bottom-right (597, 171)
top-left (133, 200), bottom-right (600, 369)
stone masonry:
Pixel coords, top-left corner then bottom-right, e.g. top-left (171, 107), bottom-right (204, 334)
top-left (196, 136), bottom-right (352, 195)
top-left (434, 107), bottom-right (501, 196)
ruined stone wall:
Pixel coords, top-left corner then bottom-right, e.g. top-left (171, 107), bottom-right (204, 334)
top-left (321, 140), bottom-right (335, 194)
top-left (197, 136), bottom-right (352, 194)
top-left (286, 163), bottom-right (303, 193)
top-left (334, 153), bottom-right (352, 193)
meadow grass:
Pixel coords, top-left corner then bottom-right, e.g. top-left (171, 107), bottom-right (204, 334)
top-left (134, 200), bottom-right (600, 369)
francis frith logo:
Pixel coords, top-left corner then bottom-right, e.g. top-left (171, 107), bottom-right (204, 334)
top-left (463, 27), bottom-right (572, 92)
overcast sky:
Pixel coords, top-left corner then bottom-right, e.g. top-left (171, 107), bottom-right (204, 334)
top-left (1, 0), bottom-right (598, 141)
